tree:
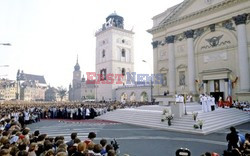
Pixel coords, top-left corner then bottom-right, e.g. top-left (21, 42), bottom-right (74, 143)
top-left (57, 86), bottom-right (67, 101)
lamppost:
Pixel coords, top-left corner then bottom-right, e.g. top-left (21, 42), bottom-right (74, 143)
top-left (0, 65), bottom-right (9, 67)
top-left (95, 84), bottom-right (98, 103)
top-left (142, 60), bottom-right (153, 103)
top-left (0, 42), bottom-right (11, 75)
top-left (0, 43), bottom-right (11, 46)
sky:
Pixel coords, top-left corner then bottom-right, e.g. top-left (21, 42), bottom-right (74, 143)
top-left (0, 0), bottom-right (183, 88)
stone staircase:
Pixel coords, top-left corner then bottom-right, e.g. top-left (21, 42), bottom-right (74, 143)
top-left (96, 104), bottom-right (250, 135)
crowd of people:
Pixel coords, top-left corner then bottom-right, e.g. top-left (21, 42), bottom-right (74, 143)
top-left (233, 100), bottom-right (250, 112)
top-left (0, 100), bottom-right (249, 156)
top-left (224, 126), bottom-right (250, 156)
top-left (0, 101), bottom-right (154, 156)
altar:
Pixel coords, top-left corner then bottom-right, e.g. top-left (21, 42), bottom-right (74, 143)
top-left (155, 96), bottom-right (184, 118)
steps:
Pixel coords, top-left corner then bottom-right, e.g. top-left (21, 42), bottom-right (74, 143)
top-left (96, 105), bottom-right (250, 135)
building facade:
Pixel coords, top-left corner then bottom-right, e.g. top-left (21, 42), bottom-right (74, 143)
top-left (148, 0), bottom-right (250, 102)
top-left (95, 12), bottom-right (135, 101)
top-left (17, 70), bottom-right (47, 101)
top-left (0, 79), bottom-right (17, 100)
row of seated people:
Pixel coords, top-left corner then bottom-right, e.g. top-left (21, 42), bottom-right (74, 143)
top-left (233, 100), bottom-right (250, 112)
top-left (218, 96), bottom-right (250, 112)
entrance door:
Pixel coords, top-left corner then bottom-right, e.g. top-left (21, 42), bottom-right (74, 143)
top-left (210, 92), bottom-right (224, 103)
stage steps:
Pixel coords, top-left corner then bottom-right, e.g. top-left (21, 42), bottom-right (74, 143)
top-left (96, 105), bottom-right (250, 135)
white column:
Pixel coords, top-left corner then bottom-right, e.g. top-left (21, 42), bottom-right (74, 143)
top-left (166, 36), bottom-right (176, 95)
top-left (233, 14), bottom-right (250, 92)
top-left (203, 81), bottom-right (207, 95)
top-left (224, 79), bottom-right (229, 99)
top-left (152, 41), bottom-right (160, 95)
top-left (185, 30), bottom-right (196, 94)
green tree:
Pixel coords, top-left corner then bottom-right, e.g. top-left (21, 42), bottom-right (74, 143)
top-left (57, 86), bottom-right (67, 101)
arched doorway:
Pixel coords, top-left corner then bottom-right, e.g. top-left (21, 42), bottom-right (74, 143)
top-left (130, 92), bottom-right (136, 102)
top-left (140, 92), bottom-right (148, 102)
top-left (121, 92), bottom-right (128, 103)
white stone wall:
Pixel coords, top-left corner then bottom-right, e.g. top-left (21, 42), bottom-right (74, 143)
top-left (115, 86), bottom-right (151, 102)
top-left (95, 27), bottom-right (134, 101)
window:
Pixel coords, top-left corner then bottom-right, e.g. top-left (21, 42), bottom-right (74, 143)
top-left (100, 69), bottom-right (106, 80)
top-left (122, 68), bottom-right (126, 76)
top-left (162, 73), bottom-right (167, 86)
top-left (102, 49), bottom-right (105, 58)
top-left (179, 71), bottom-right (185, 86)
top-left (122, 49), bottom-right (126, 57)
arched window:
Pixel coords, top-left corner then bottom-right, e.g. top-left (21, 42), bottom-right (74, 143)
top-left (121, 49), bottom-right (126, 57)
top-left (102, 49), bottom-right (105, 58)
top-left (100, 69), bottom-right (106, 80)
top-left (122, 68), bottom-right (126, 76)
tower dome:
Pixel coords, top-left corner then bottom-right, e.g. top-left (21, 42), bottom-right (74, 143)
top-left (106, 12), bottom-right (124, 29)
top-left (74, 56), bottom-right (80, 71)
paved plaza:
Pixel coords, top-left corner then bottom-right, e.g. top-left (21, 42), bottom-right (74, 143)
top-left (28, 119), bottom-right (250, 156)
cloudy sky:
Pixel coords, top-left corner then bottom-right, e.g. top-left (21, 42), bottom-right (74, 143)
top-left (0, 0), bottom-right (183, 88)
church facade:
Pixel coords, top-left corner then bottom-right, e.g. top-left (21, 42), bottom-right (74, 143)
top-left (148, 0), bottom-right (250, 102)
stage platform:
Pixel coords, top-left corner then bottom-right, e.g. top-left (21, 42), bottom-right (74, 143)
top-left (97, 103), bottom-right (250, 135)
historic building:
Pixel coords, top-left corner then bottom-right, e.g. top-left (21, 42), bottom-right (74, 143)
top-left (95, 12), bottom-right (135, 101)
top-left (0, 79), bottom-right (17, 100)
top-left (17, 70), bottom-right (47, 101)
top-left (68, 57), bottom-right (95, 102)
top-left (69, 57), bottom-right (82, 101)
top-left (148, 0), bottom-right (250, 101)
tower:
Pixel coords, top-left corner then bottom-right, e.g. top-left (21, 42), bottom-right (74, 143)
top-left (72, 55), bottom-right (82, 101)
top-left (95, 12), bottom-right (134, 101)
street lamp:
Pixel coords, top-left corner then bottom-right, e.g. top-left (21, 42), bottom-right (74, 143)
top-left (0, 43), bottom-right (11, 46)
top-left (0, 65), bottom-right (9, 67)
top-left (95, 84), bottom-right (98, 103)
top-left (142, 60), bottom-right (153, 104)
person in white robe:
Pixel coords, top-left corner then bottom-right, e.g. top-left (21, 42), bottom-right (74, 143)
top-left (201, 95), bottom-right (208, 112)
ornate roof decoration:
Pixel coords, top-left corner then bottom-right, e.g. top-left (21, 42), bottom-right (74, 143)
top-left (74, 55), bottom-right (80, 71)
top-left (158, 0), bottom-right (190, 26)
top-left (148, 0), bottom-right (245, 34)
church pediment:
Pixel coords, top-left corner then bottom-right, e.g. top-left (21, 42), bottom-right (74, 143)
top-left (159, 0), bottom-right (229, 26)
top-left (196, 28), bottom-right (237, 52)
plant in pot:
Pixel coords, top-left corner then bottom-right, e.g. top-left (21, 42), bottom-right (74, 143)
top-left (166, 114), bottom-right (174, 126)
top-left (192, 112), bottom-right (198, 121)
top-left (197, 120), bottom-right (204, 129)
top-left (161, 108), bottom-right (170, 122)
top-left (193, 124), bottom-right (199, 129)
